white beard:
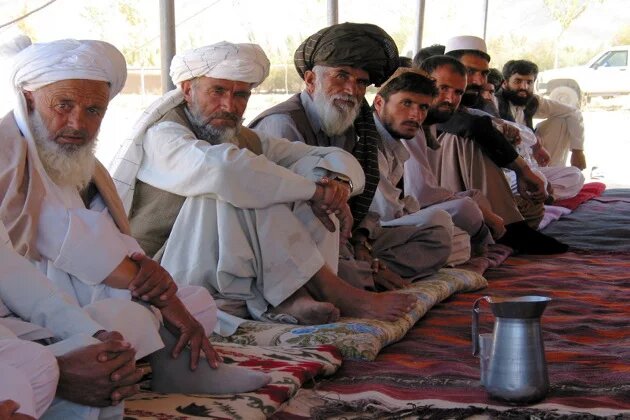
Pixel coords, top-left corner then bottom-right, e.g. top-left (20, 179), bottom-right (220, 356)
top-left (312, 81), bottom-right (361, 137)
top-left (30, 111), bottom-right (96, 191)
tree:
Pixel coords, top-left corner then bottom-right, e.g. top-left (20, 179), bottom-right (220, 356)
top-left (543, 0), bottom-right (604, 67)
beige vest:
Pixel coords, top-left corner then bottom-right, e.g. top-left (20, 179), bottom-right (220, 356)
top-left (129, 104), bottom-right (262, 259)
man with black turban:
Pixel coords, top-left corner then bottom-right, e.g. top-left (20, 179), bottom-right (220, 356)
top-left (252, 23), bottom-right (453, 291)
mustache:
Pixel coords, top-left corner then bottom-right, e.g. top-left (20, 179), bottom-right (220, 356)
top-left (207, 111), bottom-right (240, 123)
top-left (434, 101), bottom-right (455, 111)
top-left (55, 128), bottom-right (89, 141)
top-left (402, 120), bottom-right (420, 129)
top-left (466, 84), bottom-right (482, 93)
top-left (331, 94), bottom-right (359, 106)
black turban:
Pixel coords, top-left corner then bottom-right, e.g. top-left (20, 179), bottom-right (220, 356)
top-left (294, 22), bottom-right (399, 87)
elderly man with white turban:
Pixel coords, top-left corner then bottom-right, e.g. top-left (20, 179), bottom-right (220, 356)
top-left (0, 38), bottom-right (272, 418)
top-left (111, 41), bottom-right (417, 329)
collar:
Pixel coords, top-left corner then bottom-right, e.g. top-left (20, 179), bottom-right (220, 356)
top-left (373, 112), bottom-right (411, 163)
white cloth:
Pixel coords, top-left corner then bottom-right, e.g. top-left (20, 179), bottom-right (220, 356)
top-left (9, 38), bottom-right (126, 155)
top-left (131, 110), bottom-right (363, 333)
top-left (10, 38), bottom-right (126, 97)
top-left (468, 107), bottom-right (584, 201)
top-left (511, 95), bottom-right (585, 167)
top-left (0, 338), bottom-right (59, 418)
top-left (170, 41), bottom-right (270, 87)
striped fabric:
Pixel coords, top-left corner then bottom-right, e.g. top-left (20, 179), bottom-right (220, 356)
top-left (349, 100), bottom-right (381, 225)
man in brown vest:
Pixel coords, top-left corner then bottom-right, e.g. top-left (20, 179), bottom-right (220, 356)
top-left (251, 23), bottom-right (454, 291)
top-left (112, 42), bottom-right (417, 329)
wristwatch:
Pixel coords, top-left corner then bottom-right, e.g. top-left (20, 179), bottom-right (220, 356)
top-left (331, 174), bottom-right (354, 193)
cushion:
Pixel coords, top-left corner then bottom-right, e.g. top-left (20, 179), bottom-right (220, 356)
top-left (211, 268), bottom-right (487, 361)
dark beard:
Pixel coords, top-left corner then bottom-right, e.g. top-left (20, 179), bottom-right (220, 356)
top-left (426, 107), bottom-right (454, 124)
top-left (461, 84), bottom-right (482, 108)
top-left (502, 88), bottom-right (532, 106)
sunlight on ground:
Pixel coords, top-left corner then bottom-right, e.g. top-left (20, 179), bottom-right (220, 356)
top-left (97, 93), bottom-right (630, 188)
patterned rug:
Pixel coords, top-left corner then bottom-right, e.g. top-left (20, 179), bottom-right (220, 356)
top-left (274, 251), bottom-right (630, 419)
top-left (211, 268), bottom-right (488, 361)
top-left (543, 188), bottom-right (630, 252)
top-left (124, 343), bottom-right (341, 419)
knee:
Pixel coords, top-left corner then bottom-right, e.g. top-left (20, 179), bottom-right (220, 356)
top-left (451, 198), bottom-right (484, 234)
top-left (85, 299), bottom-right (163, 359)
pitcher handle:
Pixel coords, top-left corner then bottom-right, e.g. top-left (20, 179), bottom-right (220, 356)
top-left (472, 296), bottom-right (490, 356)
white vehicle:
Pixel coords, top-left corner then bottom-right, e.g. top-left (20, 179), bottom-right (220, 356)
top-left (535, 45), bottom-right (630, 107)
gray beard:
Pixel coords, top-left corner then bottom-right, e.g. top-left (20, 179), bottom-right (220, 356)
top-left (312, 84), bottom-right (360, 137)
top-left (184, 106), bottom-right (241, 146)
top-left (30, 111), bottom-right (96, 191)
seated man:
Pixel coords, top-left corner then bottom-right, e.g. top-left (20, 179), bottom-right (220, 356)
top-left (497, 59), bottom-right (586, 169)
top-left (418, 55), bottom-right (568, 254)
top-left (372, 68), bottom-right (498, 261)
top-left (111, 41), bottom-right (416, 325)
top-left (252, 23), bottom-right (453, 291)
top-left (1, 219), bottom-right (139, 419)
top-left (0, 38), bottom-right (271, 404)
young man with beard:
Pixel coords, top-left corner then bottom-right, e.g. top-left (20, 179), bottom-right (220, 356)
top-left (0, 39), bottom-right (274, 414)
top-left (418, 55), bottom-right (568, 254)
top-left (447, 39), bottom-right (584, 202)
top-left (252, 23), bottom-right (453, 291)
top-left (372, 68), bottom-right (500, 262)
top-left (113, 41), bottom-right (416, 325)
top-left (497, 59), bottom-right (587, 169)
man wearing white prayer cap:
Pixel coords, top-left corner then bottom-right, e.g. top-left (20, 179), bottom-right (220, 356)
top-left (111, 41), bottom-right (416, 328)
top-left (0, 38), bottom-right (272, 418)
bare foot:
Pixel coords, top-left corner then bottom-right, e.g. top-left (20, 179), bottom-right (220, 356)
top-left (305, 264), bottom-right (417, 322)
top-left (336, 289), bottom-right (417, 322)
top-left (270, 288), bottom-right (340, 324)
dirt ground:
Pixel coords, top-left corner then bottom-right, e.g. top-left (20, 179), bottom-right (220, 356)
top-left (97, 93), bottom-right (630, 188)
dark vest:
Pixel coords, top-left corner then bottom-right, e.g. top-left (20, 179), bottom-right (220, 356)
top-left (129, 104), bottom-right (262, 259)
top-left (496, 88), bottom-right (539, 130)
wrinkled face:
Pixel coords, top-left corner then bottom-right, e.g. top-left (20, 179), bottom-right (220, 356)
top-left (305, 65), bottom-right (370, 108)
top-left (427, 65), bottom-right (466, 123)
top-left (25, 79), bottom-right (110, 152)
top-left (182, 76), bottom-right (251, 141)
top-left (503, 73), bottom-right (536, 105)
top-left (304, 65), bottom-right (369, 136)
top-left (459, 53), bottom-right (490, 106)
top-left (374, 90), bottom-right (432, 139)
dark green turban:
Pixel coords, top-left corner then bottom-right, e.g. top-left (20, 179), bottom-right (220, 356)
top-left (294, 22), bottom-right (399, 87)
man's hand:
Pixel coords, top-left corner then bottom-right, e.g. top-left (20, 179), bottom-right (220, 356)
top-left (0, 400), bottom-right (34, 420)
top-left (501, 123), bottom-right (521, 146)
top-left (570, 149), bottom-right (586, 170)
top-left (532, 145), bottom-right (551, 167)
top-left (516, 169), bottom-right (547, 203)
top-left (56, 338), bottom-right (143, 407)
top-left (128, 253), bottom-right (178, 303)
top-left (310, 178), bottom-right (352, 234)
top-left (159, 297), bottom-right (221, 371)
top-left (509, 157), bottom-right (547, 203)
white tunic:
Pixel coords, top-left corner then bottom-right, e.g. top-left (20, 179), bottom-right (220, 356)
top-left (137, 121), bottom-right (365, 331)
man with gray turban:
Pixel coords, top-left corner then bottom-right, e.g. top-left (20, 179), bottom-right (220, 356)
top-left (0, 38), bottom-right (272, 418)
top-left (111, 41), bottom-right (416, 331)
top-left (251, 23), bottom-right (453, 290)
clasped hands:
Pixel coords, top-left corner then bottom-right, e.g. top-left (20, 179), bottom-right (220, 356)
top-left (309, 176), bottom-right (353, 245)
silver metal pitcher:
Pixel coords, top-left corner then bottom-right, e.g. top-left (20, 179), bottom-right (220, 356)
top-left (472, 295), bottom-right (551, 403)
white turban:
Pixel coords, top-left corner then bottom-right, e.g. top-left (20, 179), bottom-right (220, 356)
top-left (10, 38), bottom-right (127, 99)
top-left (169, 41), bottom-right (270, 87)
